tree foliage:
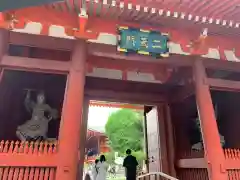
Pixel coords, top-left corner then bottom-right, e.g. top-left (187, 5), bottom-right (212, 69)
top-left (102, 151), bottom-right (115, 164)
top-left (105, 109), bottom-right (144, 154)
top-left (132, 151), bottom-right (146, 162)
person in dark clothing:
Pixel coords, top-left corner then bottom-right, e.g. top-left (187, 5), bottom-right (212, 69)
top-left (123, 149), bottom-right (139, 180)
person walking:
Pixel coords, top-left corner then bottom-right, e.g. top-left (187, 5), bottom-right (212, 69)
top-left (123, 149), bottom-right (139, 180)
top-left (92, 159), bottom-right (99, 180)
top-left (96, 155), bottom-right (108, 180)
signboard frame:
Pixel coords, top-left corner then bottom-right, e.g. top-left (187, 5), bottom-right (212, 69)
top-left (0, 0), bottom-right (63, 12)
top-left (117, 26), bottom-right (169, 58)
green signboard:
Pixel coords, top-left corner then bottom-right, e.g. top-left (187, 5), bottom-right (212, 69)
top-left (117, 26), bottom-right (169, 57)
top-left (0, 0), bottom-right (63, 12)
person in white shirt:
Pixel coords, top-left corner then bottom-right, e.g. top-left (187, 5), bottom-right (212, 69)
top-left (92, 159), bottom-right (99, 180)
top-left (96, 155), bottom-right (108, 180)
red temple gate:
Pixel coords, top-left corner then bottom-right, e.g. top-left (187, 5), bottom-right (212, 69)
top-left (0, 0), bottom-right (240, 180)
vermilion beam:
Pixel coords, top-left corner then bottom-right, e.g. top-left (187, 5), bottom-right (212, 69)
top-left (7, 31), bottom-right (240, 74)
top-left (9, 32), bottom-right (74, 51)
top-left (85, 89), bottom-right (166, 105)
top-left (1, 56), bottom-right (70, 73)
top-left (88, 55), bottom-right (172, 82)
top-left (206, 78), bottom-right (240, 92)
top-left (225, 160), bottom-right (240, 169)
top-left (88, 43), bottom-right (194, 67)
top-left (89, 101), bottom-right (144, 110)
top-left (0, 154), bottom-right (57, 167)
top-left (203, 59), bottom-right (240, 72)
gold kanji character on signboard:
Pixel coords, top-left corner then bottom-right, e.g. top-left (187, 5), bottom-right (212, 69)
top-left (152, 40), bottom-right (162, 49)
top-left (126, 35), bottom-right (136, 47)
top-left (140, 37), bottom-right (148, 49)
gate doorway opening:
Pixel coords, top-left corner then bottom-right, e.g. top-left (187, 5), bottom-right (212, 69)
top-left (83, 99), bottom-right (168, 180)
top-left (81, 76), bottom-right (180, 179)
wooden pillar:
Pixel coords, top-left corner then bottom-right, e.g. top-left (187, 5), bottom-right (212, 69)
top-left (158, 105), bottom-right (169, 174)
top-left (78, 97), bottom-right (90, 179)
top-left (193, 60), bottom-right (227, 180)
top-left (56, 40), bottom-right (87, 180)
top-left (0, 29), bottom-right (8, 59)
top-left (164, 104), bottom-right (176, 177)
top-left (0, 29), bottom-right (9, 82)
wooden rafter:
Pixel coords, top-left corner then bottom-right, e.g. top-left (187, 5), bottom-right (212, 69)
top-left (44, 0), bottom-right (240, 31)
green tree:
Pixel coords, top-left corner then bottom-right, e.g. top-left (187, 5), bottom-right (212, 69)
top-left (103, 151), bottom-right (115, 164)
top-left (105, 109), bottom-right (144, 154)
top-left (132, 151), bottom-right (146, 162)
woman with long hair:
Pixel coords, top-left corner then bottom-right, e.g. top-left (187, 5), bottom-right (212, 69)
top-left (96, 155), bottom-right (108, 180)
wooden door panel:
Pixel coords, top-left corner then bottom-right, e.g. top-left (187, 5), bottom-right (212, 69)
top-left (146, 107), bottom-right (161, 172)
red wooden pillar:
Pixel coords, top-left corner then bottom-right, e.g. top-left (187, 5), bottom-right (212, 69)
top-left (193, 60), bottom-right (227, 180)
top-left (56, 40), bottom-right (87, 180)
top-left (158, 105), bottom-right (169, 174)
top-left (0, 29), bottom-right (9, 82)
top-left (78, 97), bottom-right (90, 179)
top-left (164, 104), bottom-right (176, 177)
top-left (0, 29), bottom-right (8, 58)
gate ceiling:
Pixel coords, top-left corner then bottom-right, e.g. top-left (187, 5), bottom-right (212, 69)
top-left (45, 0), bottom-right (240, 36)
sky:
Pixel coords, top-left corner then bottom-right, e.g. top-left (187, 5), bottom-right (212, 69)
top-left (87, 106), bottom-right (119, 131)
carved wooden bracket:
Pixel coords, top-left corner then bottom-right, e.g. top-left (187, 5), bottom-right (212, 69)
top-left (74, 11), bottom-right (99, 40)
top-left (0, 12), bottom-right (12, 29)
top-left (0, 12), bottom-right (26, 30)
top-left (189, 35), bottom-right (208, 55)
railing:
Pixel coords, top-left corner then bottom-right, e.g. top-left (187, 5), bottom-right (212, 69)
top-left (224, 149), bottom-right (240, 159)
top-left (0, 140), bottom-right (58, 179)
top-left (224, 149), bottom-right (240, 180)
top-left (0, 167), bottom-right (56, 180)
top-left (138, 172), bottom-right (179, 180)
top-left (0, 140), bottom-right (58, 154)
top-left (227, 169), bottom-right (240, 179)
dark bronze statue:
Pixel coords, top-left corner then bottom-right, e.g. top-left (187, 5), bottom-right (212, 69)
top-left (16, 90), bottom-right (58, 141)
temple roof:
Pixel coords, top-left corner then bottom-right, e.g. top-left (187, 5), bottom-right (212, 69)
top-left (87, 127), bottom-right (107, 137)
top-left (88, 126), bottom-right (105, 133)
